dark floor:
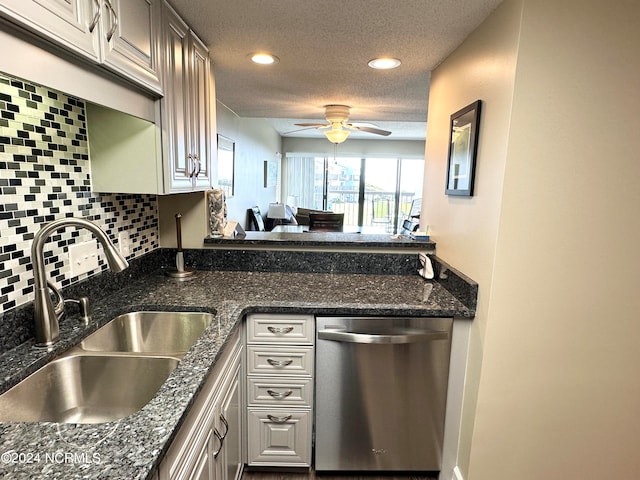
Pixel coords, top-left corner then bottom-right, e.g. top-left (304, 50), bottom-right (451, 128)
top-left (242, 470), bottom-right (439, 480)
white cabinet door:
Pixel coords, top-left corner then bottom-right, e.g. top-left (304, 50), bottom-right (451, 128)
top-left (188, 32), bottom-right (211, 190)
top-left (219, 361), bottom-right (243, 480)
top-left (247, 409), bottom-right (312, 466)
top-left (159, 331), bottom-right (243, 480)
top-left (160, 0), bottom-right (212, 192)
top-left (192, 431), bottom-right (214, 480)
top-left (0, 0), bottom-right (101, 60)
top-left (161, 3), bottom-right (190, 190)
top-left (100, 0), bottom-right (162, 94)
top-left (0, 0), bottom-right (162, 93)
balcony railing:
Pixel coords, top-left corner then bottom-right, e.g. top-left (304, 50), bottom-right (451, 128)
top-left (327, 190), bottom-right (416, 233)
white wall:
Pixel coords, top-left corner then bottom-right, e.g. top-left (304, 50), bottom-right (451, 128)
top-left (425, 1), bottom-right (640, 479)
top-left (282, 137), bottom-right (425, 158)
top-left (217, 103), bottom-right (282, 228)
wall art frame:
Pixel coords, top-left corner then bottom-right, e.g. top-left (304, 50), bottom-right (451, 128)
top-left (445, 99), bottom-right (482, 196)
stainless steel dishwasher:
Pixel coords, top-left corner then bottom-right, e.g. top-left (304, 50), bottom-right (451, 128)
top-left (314, 316), bottom-right (453, 472)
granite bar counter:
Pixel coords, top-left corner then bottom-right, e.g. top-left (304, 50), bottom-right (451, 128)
top-left (203, 229), bottom-right (436, 253)
top-left (0, 250), bottom-right (476, 480)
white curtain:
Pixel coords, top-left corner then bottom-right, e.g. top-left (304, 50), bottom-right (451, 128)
top-left (284, 154), bottom-right (321, 209)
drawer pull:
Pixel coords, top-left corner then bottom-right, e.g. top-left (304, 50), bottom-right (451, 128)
top-left (267, 358), bottom-right (293, 367)
top-left (267, 326), bottom-right (294, 334)
top-left (267, 414), bottom-right (292, 423)
top-left (213, 428), bottom-right (224, 458)
top-left (219, 414), bottom-right (229, 439)
top-left (267, 389), bottom-right (294, 399)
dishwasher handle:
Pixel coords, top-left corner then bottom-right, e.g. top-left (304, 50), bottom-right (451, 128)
top-left (317, 328), bottom-right (449, 344)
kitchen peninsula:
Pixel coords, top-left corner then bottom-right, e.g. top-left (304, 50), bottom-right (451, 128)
top-left (203, 230), bottom-right (435, 253)
top-left (0, 248), bottom-right (476, 480)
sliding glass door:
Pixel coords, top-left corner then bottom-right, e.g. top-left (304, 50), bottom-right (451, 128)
top-left (326, 157), bottom-right (361, 227)
top-left (363, 157), bottom-right (398, 232)
top-left (284, 154), bottom-right (423, 233)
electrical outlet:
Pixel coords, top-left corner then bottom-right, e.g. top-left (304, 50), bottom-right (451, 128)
top-left (118, 231), bottom-right (131, 257)
top-left (69, 241), bottom-right (100, 277)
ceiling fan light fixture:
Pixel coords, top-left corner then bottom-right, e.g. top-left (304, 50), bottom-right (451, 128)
top-left (249, 52), bottom-right (279, 65)
top-left (324, 128), bottom-right (350, 144)
top-left (368, 57), bottom-right (401, 70)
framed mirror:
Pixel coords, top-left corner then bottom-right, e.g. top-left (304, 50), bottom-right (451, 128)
top-left (445, 100), bottom-right (481, 196)
top-left (217, 134), bottom-right (235, 197)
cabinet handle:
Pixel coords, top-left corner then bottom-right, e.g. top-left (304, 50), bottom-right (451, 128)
top-left (267, 326), bottom-right (294, 335)
top-left (267, 414), bottom-right (292, 423)
top-left (104, 0), bottom-right (118, 42)
top-left (219, 414), bottom-right (229, 439)
top-left (193, 154), bottom-right (201, 177)
top-left (213, 427), bottom-right (224, 458)
top-left (88, 0), bottom-right (102, 32)
top-left (267, 389), bottom-right (293, 399)
top-left (267, 358), bottom-right (293, 367)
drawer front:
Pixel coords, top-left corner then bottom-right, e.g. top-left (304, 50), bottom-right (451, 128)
top-left (247, 377), bottom-right (312, 407)
top-left (247, 409), bottom-right (312, 466)
top-left (247, 314), bottom-right (314, 344)
top-left (247, 346), bottom-right (313, 376)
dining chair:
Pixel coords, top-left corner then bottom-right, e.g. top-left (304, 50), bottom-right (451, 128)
top-left (308, 212), bottom-right (344, 232)
top-left (247, 206), bottom-right (265, 231)
top-left (371, 197), bottom-right (392, 231)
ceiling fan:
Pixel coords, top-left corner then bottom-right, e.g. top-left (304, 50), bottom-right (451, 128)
top-left (292, 105), bottom-right (392, 143)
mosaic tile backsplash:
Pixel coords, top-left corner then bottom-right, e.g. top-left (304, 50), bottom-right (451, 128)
top-left (0, 73), bottom-right (159, 316)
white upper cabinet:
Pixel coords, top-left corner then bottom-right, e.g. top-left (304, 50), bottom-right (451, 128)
top-left (0, 0), bottom-right (162, 94)
top-left (160, 1), bottom-right (212, 191)
top-left (86, 1), bottom-right (215, 195)
top-left (0, 0), bottom-right (101, 59)
top-left (99, 0), bottom-right (162, 94)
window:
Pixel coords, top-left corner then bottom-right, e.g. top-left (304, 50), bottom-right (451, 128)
top-left (284, 154), bottom-right (423, 233)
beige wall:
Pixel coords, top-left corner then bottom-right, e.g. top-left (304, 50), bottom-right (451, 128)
top-left (158, 191), bottom-right (210, 248)
top-left (422, 1), bottom-right (522, 477)
top-left (425, 0), bottom-right (640, 479)
top-left (468, 1), bottom-right (640, 478)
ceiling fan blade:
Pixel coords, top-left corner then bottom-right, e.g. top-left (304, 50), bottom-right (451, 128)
top-left (283, 126), bottom-right (321, 135)
top-left (351, 125), bottom-right (392, 136)
top-left (294, 122), bottom-right (328, 127)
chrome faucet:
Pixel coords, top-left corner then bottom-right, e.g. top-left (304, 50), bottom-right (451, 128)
top-left (31, 217), bottom-right (129, 346)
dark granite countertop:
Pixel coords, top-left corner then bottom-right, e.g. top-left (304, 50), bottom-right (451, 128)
top-left (0, 268), bottom-right (473, 480)
top-left (203, 231), bottom-right (436, 251)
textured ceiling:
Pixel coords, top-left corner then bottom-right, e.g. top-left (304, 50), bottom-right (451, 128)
top-left (168, 0), bottom-right (503, 140)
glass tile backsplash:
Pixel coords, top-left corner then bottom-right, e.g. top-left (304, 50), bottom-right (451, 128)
top-left (0, 73), bottom-right (159, 315)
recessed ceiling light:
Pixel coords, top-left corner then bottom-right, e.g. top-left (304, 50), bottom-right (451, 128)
top-left (368, 57), bottom-right (401, 70)
top-left (249, 53), bottom-right (279, 65)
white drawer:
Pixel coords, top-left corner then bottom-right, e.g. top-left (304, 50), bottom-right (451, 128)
top-left (247, 345), bottom-right (313, 376)
top-left (247, 408), bottom-right (312, 466)
top-left (247, 377), bottom-right (313, 407)
top-left (247, 314), bottom-right (314, 344)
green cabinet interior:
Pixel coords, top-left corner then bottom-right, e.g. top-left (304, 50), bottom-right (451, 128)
top-left (87, 102), bottom-right (164, 194)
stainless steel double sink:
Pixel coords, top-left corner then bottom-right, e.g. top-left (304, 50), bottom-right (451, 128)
top-left (0, 311), bottom-right (214, 424)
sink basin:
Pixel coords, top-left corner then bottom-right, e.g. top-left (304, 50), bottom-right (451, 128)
top-left (0, 354), bottom-right (179, 424)
top-left (0, 311), bottom-right (214, 424)
top-left (78, 311), bottom-right (214, 357)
